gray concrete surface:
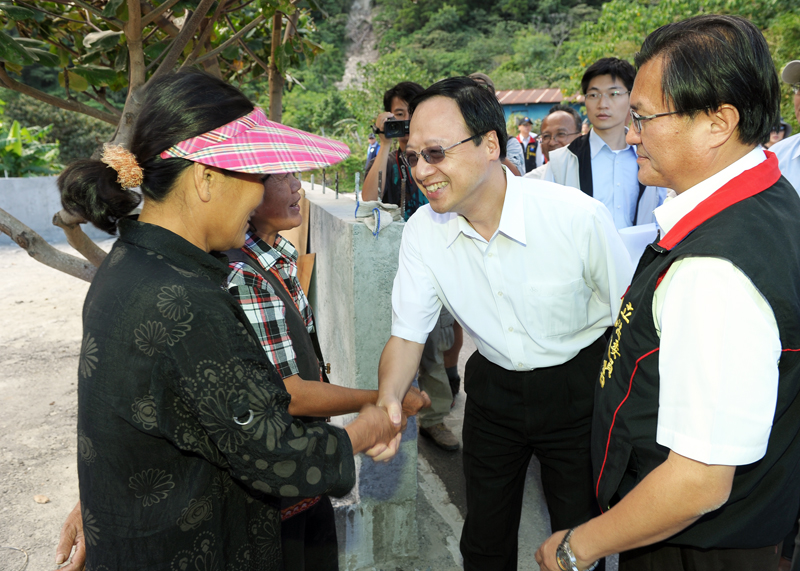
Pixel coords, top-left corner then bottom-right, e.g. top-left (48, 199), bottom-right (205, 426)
top-left (0, 176), bottom-right (112, 244)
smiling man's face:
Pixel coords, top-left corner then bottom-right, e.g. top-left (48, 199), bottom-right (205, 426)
top-left (407, 96), bottom-right (498, 217)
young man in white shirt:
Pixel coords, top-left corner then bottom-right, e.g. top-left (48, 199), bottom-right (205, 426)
top-left (368, 76), bottom-right (632, 571)
top-left (527, 58), bottom-right (665, 228)
top-left (535, 15), bottom-right (800, 571)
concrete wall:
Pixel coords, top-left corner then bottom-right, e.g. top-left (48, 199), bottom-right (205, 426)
top-left (0, 176), bottom-right (112, 244)
top-left (302, 184), bottom-right (419, 570)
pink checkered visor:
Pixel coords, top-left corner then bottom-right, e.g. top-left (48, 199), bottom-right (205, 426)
top-left (159, 107), bottom-right (350, 174)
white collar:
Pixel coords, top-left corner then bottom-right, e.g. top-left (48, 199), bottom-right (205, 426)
top-left (654, 147), bottom-right (766, 236)
top-left (589, 127), bottom-right (634, 158)
top-left (446, 168), bottom-right (526, 247)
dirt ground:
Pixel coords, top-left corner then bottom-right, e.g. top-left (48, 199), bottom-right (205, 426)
top-left (0, 239), bottom-right (115, 571)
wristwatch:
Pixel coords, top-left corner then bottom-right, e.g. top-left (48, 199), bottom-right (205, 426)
top-left (555, 528), bottom-right (599, 571)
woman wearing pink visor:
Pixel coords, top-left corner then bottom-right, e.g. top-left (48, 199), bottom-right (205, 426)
top-left (56, 69), bottom-right (400, 571)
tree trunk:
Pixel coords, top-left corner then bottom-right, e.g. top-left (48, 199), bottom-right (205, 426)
top-left (268, 12), bottom-right (285, 123)
top-left (0, 208), bottom-right (98, 282)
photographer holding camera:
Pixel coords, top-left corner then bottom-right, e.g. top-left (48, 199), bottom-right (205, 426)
top-left (363, 81), bottom-right (462, 451)
top-left (363, 82), bottom-right (430, 221)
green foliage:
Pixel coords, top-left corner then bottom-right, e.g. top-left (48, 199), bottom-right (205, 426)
top-left (2, 91), bottom-right (115, 163)
top-left (0, 101), bottom-right (62, 177)
top-left (765, 12), bottom-right (800, 133)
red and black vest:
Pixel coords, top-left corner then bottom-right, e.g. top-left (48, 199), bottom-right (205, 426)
top-left (592, 152), bottom-right (800, 548)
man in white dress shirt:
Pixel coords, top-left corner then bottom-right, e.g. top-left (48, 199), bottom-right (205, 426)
top-left (535, 15), bottom-right (800, 571)
top-left (771, 59), bottom-right (800, 193)
top-left (367, 76), bottom-right (632, 571)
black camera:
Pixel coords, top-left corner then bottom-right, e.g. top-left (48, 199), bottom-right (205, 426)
top-left (372, 119), bottom-right (410, 139)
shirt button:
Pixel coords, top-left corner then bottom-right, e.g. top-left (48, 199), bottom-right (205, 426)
top-left (508, 327), bottom-right (513, 332)
top-left (518, 362), bottom-right (524, 368)
top-left (498, 291), bottom-right (503, 296)
top-left (488, 253), bottom-right (494, 257)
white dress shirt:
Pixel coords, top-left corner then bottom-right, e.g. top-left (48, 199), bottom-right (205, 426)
top-left (391, 173), bottom-right (633, 371)
top-left (771, 133), bottom-right (800, 194)
top-left (653, 147), bottom-right (781, 466)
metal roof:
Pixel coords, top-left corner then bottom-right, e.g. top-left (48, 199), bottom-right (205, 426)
top-left (495, 88), bottom-right (584, 105)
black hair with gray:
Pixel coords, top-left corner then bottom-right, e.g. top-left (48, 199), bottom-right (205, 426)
top-left (634, 14), bottom-right (779, 146)
top-left (383, 81), bottom-right (425, 112)
top-left (59, 68), bottom-right (254, 234)
top-left (581, 57), bottom-right (636, 94)
top-left (547, 104), bottom-right (582, 131)
top-left (408, 76), bottom-right (507, 160)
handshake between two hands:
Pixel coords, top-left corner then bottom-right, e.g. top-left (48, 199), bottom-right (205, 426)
top-left (347, 386), bottom-right (431, 461)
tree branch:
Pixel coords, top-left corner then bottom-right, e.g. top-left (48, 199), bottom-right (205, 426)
top-left (86, 88), bottom-right (124, 118)
top-left (0, 64), bottom-right (119, 125)
top-left (226, 16), bottom-right (270, 73)
top-left (182, 0), bottom-right (231, 67)
top-left (0, 208), bottom-right (98, 283)
top-left (126, 0), bottom-right (146, 92)
top-left (140, 1), bottom-right (180, 37)
top-left (45, 0), bottom-right (123, 29)
top-left (141, 0), bottom-right (181, 27)
top-left (52, 210), bottom-right (108, 268)
top-left (149, 0), bottom-right (216, 81)
top-left (14, 1), bottom-right (89, 24)
top-left (194, 14), bottom-right (265, 65)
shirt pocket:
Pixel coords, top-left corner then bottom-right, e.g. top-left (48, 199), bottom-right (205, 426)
top-left (525, 279), bottom-right (589, 338)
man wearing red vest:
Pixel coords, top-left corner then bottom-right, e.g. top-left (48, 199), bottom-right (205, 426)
top-left (536, 15), bottom-right (800, 571)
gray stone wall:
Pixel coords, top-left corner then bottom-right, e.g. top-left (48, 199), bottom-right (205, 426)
top-left (303, 184), bottom-right (419, 570)
top-left (0, 176), bottom-right (112, 244)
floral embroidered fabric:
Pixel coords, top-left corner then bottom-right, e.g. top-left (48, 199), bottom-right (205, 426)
top-left (77, 219), bottom-right (355, 571)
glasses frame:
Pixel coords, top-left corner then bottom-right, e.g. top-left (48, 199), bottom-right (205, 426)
top-left (629, 108), bottom-right (706, 133)
top-left (403, 133), bottom-right (482, 168)
top-left (540, 131), bottom-right (582, 144)
top-left (792, 84), bottom-right (800, 95)
top-left (584, 90), bottom-right (630, 102)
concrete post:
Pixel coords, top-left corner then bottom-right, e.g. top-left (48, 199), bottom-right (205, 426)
top-left (302, 183), bottom-right (419, 570)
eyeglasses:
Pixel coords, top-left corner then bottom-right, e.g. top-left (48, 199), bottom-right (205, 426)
top-left (792, 84), bottom-right (800, 94)
top-left (772, 125), bottom-right (787, 132)
top-left (540, 131), bottom-right (581, 144)
top-left (585, 90), bottom-right (629, 101)
top-left (403, 133), bottom-right (482, 168)
top-left (629, 108), bottom-right (704, 133)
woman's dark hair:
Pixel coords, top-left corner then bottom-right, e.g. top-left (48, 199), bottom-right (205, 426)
top-left (408, 77), bottom-right (508, 160)
top-left (634, 14), bottom-right (779, 147)
top-left (59, 68), bottom-right (254, 234)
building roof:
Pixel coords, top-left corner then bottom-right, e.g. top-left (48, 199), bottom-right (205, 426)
top-left (495, 88), bottom-right (584, 105)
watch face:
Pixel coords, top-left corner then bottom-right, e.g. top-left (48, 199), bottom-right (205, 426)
top-left (556, 548), bottom-right (571, 571)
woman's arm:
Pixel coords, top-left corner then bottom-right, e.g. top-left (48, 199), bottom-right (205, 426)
top-left (283, 375), bottom-right (429, 418)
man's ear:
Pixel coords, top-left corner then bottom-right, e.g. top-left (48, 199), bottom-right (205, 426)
top-left (191, 162), bottom-right (221, 203)
top-left (707, 104), bottom-right (740, 148)
top-left (484, 130), bottom-right (501, 160)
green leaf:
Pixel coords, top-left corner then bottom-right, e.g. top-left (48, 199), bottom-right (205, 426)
top-left (0, 3), bottom-right (36, 21)
top-left (71, 64), bottom-right (118, 86)
top-left (58, 48), bottom-right (70, 68)
top-left (58, 70), bottom-right (89, 92)
top-left (82, 30), bottom-right (123, 50)
top-left (113, 46), bottom-right (127, 71)
top-left (7, 120), bottom-right (22, 156)
top-left (25, 48), bottom-right (60, 67)
top-left (101, 0), bottom-right (125, 17)
top-left (0, 30), bottom-right (39, 65)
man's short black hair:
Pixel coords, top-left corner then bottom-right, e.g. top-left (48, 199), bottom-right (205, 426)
top-left (581, 57), bottom-right (636, 94)
top-left (383, 82), bottom-right (425, 112)
top-left (546, 104), bottom-right (582, 131)
top-left (634, 14), bottom-right (779, 147)
top-left (408, 77), bottom-right (508, 160)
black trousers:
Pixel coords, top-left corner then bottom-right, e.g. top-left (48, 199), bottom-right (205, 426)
top-left (459, 338), bottom-right (605, 571)
top-left (619, 542), bottom-right (781, 571)
top-left (281, 495), bottom-right (339, 571)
